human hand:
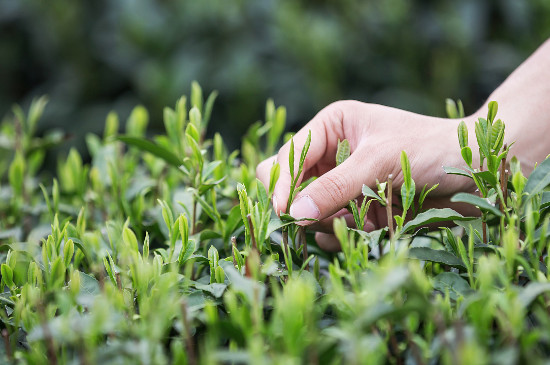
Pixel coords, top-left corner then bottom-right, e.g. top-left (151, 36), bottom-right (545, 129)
top-left (256, 100), bottom-right (479, 251)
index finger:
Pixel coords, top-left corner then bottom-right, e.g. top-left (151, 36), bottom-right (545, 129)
top-left (273, 103), bottom-right (346, 214)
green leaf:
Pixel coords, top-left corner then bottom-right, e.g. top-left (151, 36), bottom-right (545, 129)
top-left (402, 208), bottom-right (467, 233)
top-left (461, 147), bottom-right (473, 167)
top-left (116, 136), bottom-right (182, 167)
top-left (490, 119), bottom-right (505, 152)
top-left (473, 170), bottom-right (498, 189)
top-left (77, 271), bottom-right (101, 296)
top-left (63, 239), bottom-right (74, 268)
top-left (185, 122), bottom-right (200, 143)
top-left (450, 192), bottom-right (503, 217)
top-left (475, 120), bottom-right (490, 160)
top-left (289, 138), bottom-right (295, 181)
top-left (191, 81), bottom-right (203, 112)
top-left (203, 90), bottom-right (218, 127)
top-left (524, 158), bottom-right (550, 199)
top-left (299, 130), bottom-right (312, 171)
top-left (400, 150), bottom-right (412, 188)
top-left (457, 121), bottom-right (468, 148)
top-left (408, 247), bottom-right (466, 269)
top-left (219, 261), bottom-right (266, 304)
top-left (9, 151), bottom-right (25, 196)
top-left (224, 205), bottom-right (243, 241)
top-left (195, 282), bottom-right (227, 298)
top-left (443, 166), bottom-right (471, 178)
top-left (178, 240), bottom-right (196, 265)
top-left (1, 264), bottom-right (14, 288)
top-left (519, 282), bottom-right (550, 309)
top-left (362, 185), bottom-right (384, 204)
top-left (336, 139), bottom-right (350, 166)
top-left (433, 272), bottom-right (472, 300)
top-left (418, 183), bottom-right (439, 208)
top-left (487, 101), bottom-right (498, 123)
top-left (269, 162), bottom-right (280, 196)
top-left (256, 179), bottom-right (268, 212)
top-left (446, 99), bottom-right (459, 119)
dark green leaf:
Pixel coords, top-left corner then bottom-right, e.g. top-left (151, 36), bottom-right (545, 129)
top-left (402, 208), bottom-right (468, 233)
top-left (408, 247), bottom-right (465, 269)
top-left (116, 136), bottom-right (182, 167)
top-left (195, 283), bottom-right (227, 298)
top-left (433, 272), bottom-right (472, 300)
top-left (450, 192), bottom-right (502, 217)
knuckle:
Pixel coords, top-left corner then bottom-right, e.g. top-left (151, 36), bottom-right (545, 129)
top-left (322, 173), bottom-right (349, 206)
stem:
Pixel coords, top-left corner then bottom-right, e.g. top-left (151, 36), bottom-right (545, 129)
top-left (479, 163), bottom-right (488, 244)
top-left (2, 329), bottom-right (12, 363)
top-left (386, 174), bottom-right (394, 248)
top-left (38, 301), bottom-right (58, 365)
top-left (282, 229), bottom-right (289, 256)
top-left (231, 236), bottom-right (238, 267)
top-left (247, 214), bottom-right (258, 252)
top-left (115, 272), bottom-right (122, 291)
top-left (405, 328), bottom-right (424, 365)
top-left (191, 200), bottom-right (197, 235)
top-left (181, 300), bottom-right (197, 365)
top-left (299, 227), bottom-right (309, 271)
top-left (500, 145), bottom-right (508, 211)
top-left (387, 322), bottom-right (402, 365)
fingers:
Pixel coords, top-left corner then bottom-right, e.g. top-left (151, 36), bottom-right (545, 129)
top-left (315, 232), bottom-right (341, 252)
top-left (289, 147), bottom-right (387, 225)
top-left (256, 155), bottom-right (277, 189)
top-left (272, 102), bottom-right (351, 214)
top-left (308, 208), bottom-right (376, 233)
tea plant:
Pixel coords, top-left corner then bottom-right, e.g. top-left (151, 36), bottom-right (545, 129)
top-left (1, 88), bottom-right (550, 364)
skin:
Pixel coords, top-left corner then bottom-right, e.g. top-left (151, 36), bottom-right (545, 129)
top-left (256, 38), bottom-right (550, 251)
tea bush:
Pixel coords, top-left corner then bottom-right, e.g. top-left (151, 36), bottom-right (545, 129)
top-left (1, 84), bottom-right (550, 364)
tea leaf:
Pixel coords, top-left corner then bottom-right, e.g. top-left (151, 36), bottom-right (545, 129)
top-left (524, 158), bottom-right (550, 200)
top-left (450, 192), bottom-right (502, 217)
top-left (490, 119), bottom-right (505, 152)
top-left (269, 162), bottom-right (280, 196)
top-left (203, 90), bottom-right (218, 127)
top-left (401, 208), bottom-right (467, 233)
top-left (336, 139), bottom-right (350, 166)
top-left (362, 185), bottom-right (384, 204)
top-left (408, 247), bottom-right (466, 269)
top-left (443, 166), bottom-right (471, 178)
top-left (473, 170), bottom-right (498, 189)
top-left (461, 146), bottom-right (473, 167)
top-left (433, 272), bottom-right (471, 300)
top-left (457, 121), bottom-right (468, 149)
top-left (116, 136), bottom-right (182, 167)
top-left (299, 130), bottom-right (312, 172)
top-left (487, 101), bottom-right (498, 123)
top-left (191, 81), bottom-right (203, 112)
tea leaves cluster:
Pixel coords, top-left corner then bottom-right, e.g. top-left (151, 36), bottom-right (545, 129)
top-left (1, 87), bottom-right (550, 364)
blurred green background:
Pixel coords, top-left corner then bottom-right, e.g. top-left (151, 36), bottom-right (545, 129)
top-left (1, 0), bottom-right (549, 151)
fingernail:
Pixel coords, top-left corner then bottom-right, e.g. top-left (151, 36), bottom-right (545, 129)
top-left (272, 195), bottom-right (279, 216)
top-left (289, 195), bottom-right (320, 224)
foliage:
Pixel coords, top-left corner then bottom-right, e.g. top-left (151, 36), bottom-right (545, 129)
top-left (2, 87), bottom-right (550, 364)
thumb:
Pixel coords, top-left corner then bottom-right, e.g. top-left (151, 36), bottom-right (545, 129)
top-left (289, 147), bottom-right (387, 225)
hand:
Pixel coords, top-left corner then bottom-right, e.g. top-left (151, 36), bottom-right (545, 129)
top-left (256, 101), bottom-right (478, 251)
